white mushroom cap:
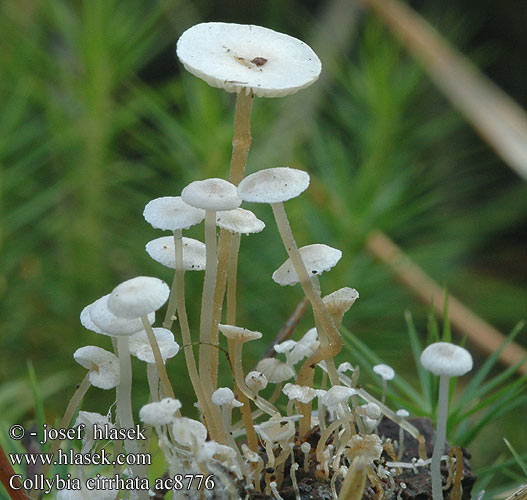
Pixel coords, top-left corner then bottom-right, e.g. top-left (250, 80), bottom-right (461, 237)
top-left (255, 416), bottom-right (297, 442)
top-left (139, 398), bottom-right (182, 426)
top-left (238, 167), bottom-right (310, 204)
top-left (420, 342), bottom-right (473, 377)
top-left (172, 417), bottom-right (208, 447)
top-left (218, 324), bottom-right (262, 343)
top-left (74, 411), bottom-right (114, 437)
top-left (373, 364), bottom-right (395, 381)
top-left (146, 236), bottom-right (206, 271)
top-left (344, 434), bottom-right (383, 464)
top-left (320, 385), bottom-right (357, 409)
top-left (396, 409), bottom-right (410, 418)
top-left (356, 403), bottom-right (382, 420)
top-left (245, 371), bottom-right (268, 392)
top-left (337, 362), bottom-right (355, 374)
top-left (282, 383), bottom-right (324, 404)
top-left (288, 327), bottom-right (320, 365)
top-left (128, 328), bottom-right (180, 364)
top-left (89, 294), bottom-right (155, 336)
top-left (274, 340), bottom-right (297, 355)
top-left (73, 346), bottom-right (120, 390)
top-left (216, 208), bottom-right (265, 234)
top-left (80, 303), bottom-right (104, 334)
top-left (255, 358), bottom-right (296, 383)
top-left (176, 22), bottom-right (321, 98)
top-left (272, 244), bottom-right (342, 286)
top-left (211, 387), bottom-right (235, 406)
top-left (143, 196), bottom-right (205, 231)
top-left (181, 178), bottom-right (241, 211)
top-left (107, 276), bottom-right (170, 319)
top-left (323, 287), bottom-right (359, 315)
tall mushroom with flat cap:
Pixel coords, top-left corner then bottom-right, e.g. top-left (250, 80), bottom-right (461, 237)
top-left (420, 342), bottom-right (473, 500)
top-left (181, 178), bottom-right (241, 444)
top-left (238, 166), bottom-right (344, 435)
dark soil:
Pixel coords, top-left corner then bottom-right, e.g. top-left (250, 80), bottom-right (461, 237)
top-left (243, 417), bottom-right (477, 500)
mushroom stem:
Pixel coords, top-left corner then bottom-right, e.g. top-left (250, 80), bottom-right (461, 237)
top-left (146, 363), bottom-right (160, 402)
top-left (338, 458), bottom-right (367, 500)
top-left (232, 342), bottom-right (280, 417)
top-left (173, 229), bottom-right (224, 443)
top-left (226, 232), bottom-right (241, 325)
top-left (270, 202), bottom-right (341, 383)
top-left (431, 374), bottom-right (450, 500)
top-left (162, 230), bottom-right (181, 330)
top-left (141, 316), bottom-right (176, 401)
top-left (116, 336), bottom-right (139, 454)
top-left (230, 91), bottom-right (253, 185)
top-left (35, 374), bottom-right (91, 491)
top-left (198, 210), bottom-right (227, 441)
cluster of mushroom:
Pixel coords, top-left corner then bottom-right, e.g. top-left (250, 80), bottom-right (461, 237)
top-left (52, 22), bottom-right (476, 500)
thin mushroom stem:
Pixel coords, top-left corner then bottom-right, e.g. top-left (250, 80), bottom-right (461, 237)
top-left (162, 230), bottom-right (181, 330)
top-left (210, 229), bottom-right (232, 390)
top-left (270, 202), bottom-right (341, 381)
top-left (146, 363), bottom-right (160, 402)
top-left (198, 210), bottom-right (226, 440)
top-left (173, 229), bottom-right (225, 444)
top-left (431, 375), bottom-right (450, 500)
top-left (209, 91), bottom-right (253, 390)
top-left (141, 316), bottom-right (176, 401)
top-left (116, 336), bottom-right (139, 455)
top-left (35, 373), bottom-right (91, 492)
top-left (226, 232), bottom-right (241, 325)
top-left (232, 342), bottom-right (280, 417)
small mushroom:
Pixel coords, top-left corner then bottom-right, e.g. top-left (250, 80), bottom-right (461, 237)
top-left (420, 342), bottom-right (473, 500)
top-left (73, 346), bottom-right (120, 390)
top-left (139, 398), bottom-right (182, 426)
top-left (373, 363), bottom-right (395, 404)
top-left (145, 236), bottom-right (206, 271)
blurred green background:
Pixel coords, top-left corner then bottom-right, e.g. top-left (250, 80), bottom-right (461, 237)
top-left (1, 0), bottom-right (526, 496)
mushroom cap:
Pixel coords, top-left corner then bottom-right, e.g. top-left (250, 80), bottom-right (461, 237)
top-left (288, 328), bottom-right (319, 365)
top-left (73, 346), bottom-right (120, 390)
top-left (128, 328), bottom-right (180, 364)
top-left (218, 324), bottom-right (262, 343)
top-left (237, 167), bottom-right (310, 204)
top-left (146, 236), bottom-right (206, 271)
top-left (74, 411), bottom-right (114, 436)
top-left (172, 417), bottom-right (207, 447)
top-left (211, 387), bottom-right (235, 406)
top-left (139, 398), bottom-right (182, 426)
top-left (107, 276), bottom-right (169, 319)
top-left (420, 342), bottom-right (473, 377)
top-left (272, 244), bottom-right (342, 286)
top-left (143, 196), bottom-right (205, 231)
top-left (337, 362), bottom-right (354, 374)
top-left (176, 22), bottom-right (321, 98)
top-left (356, 403), bottom-right (382, 419)
top-left (245, 371), bottom-right (268, 392)
top-left (373, 363), bottom-right (395, 381)
top-left (89, 294), bottom-right (155, 336)
top-left (80, 303), bottom-right (104, 334)
top-left (255, 416), bottom-right (297, 442)
top-left (282, 383), bottom-right (324, 404)
top-left (320, 385), bottom-right (357, 408)
top-left (255, 358), bottom-right (296, 383)
top-left (396, 409), bottom-right (410, 418)
top-left (181, 178), bottom-right (241, 211)
top-left (216, 207), bottom-right (265, 234)
top-left (344, 434), bottom-right (383, 464)
top-left (322, 287), bottom-right (359, 316)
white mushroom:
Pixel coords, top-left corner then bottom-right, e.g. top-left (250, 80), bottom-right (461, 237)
top-left (272, 244), bottom-right (342, 287)
top-left (172, 417), bottom-right (208, 448)
top-left (128, 328), bottom-right (180, 364)
top-left (216, 207), bottom-right (265, 235)
top-left (73, 346), bottom-right (120, 390)
top-left (145, 236), bottom-right (206, 271)
top-left (139, 398), bottom-right (182, 426)
top-left (322, 287), bottom-right (359, 329)
top-left (143, 196), bottom-right (205, 231)
top-left (396, 409), bottom-right (410, 460)
top-left (176, 22), bottom-right (321, 98)
top-left (373, 363), bottom-right (395, 404)
top-left (255, 358), bottom-right (296, 384)
top-left (420, 342), bottom-right (473, 500)
top-left (239, 166), bottom-right (344, 436)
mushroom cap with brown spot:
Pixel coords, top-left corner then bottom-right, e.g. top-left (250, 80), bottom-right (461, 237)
top-left (176, 22), bottom-right (321, 98)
